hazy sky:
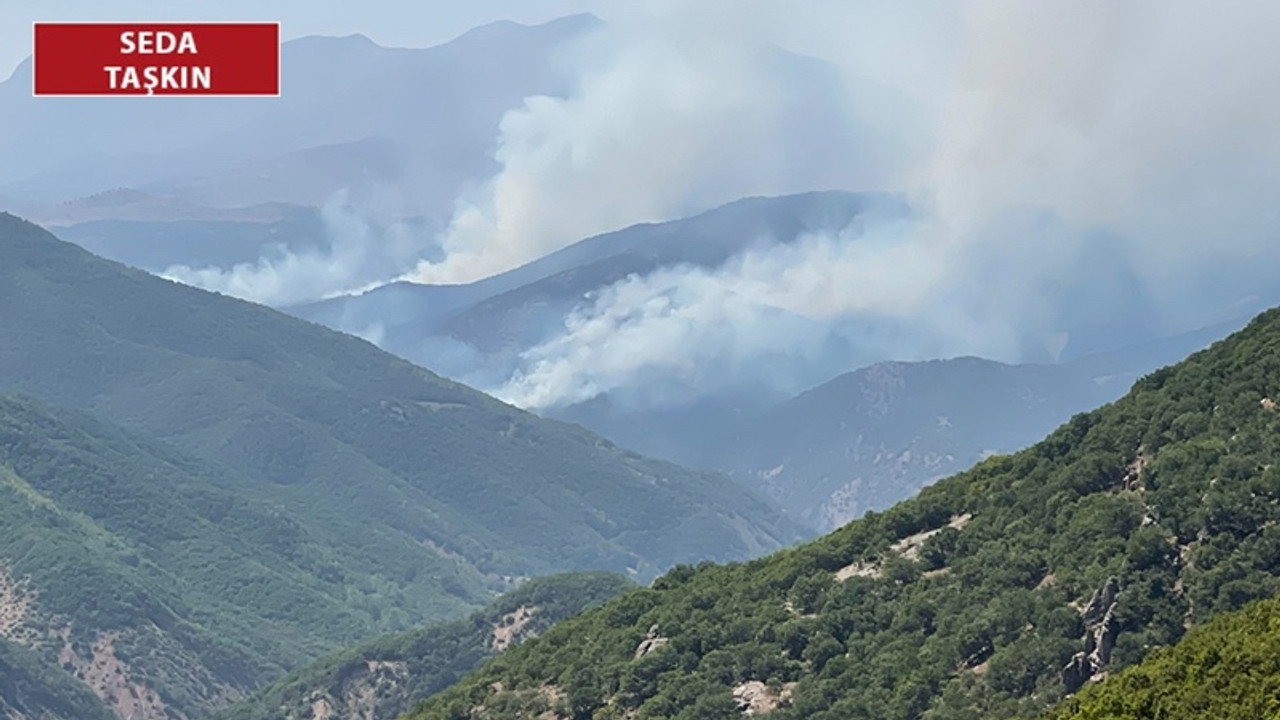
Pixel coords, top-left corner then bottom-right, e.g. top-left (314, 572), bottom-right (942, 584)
top-left (0, 0), bottom-right (608, 78)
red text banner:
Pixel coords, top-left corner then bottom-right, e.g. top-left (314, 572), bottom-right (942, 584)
top-left (33, 22), bottom-right (280, 96)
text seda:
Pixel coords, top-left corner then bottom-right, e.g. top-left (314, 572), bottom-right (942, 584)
top-left (105, 31), bottom-right (211, 93)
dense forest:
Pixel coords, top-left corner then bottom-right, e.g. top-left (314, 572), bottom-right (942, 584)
top-left (404, 307), bottom-right (1280, 719)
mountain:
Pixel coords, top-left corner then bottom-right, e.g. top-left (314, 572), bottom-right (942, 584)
top-left (0, 213), bottom-right (801, 710)
top-left (216, 572), bottom-right (633, 720)
top-left (294, 189), bottom-right (1246, 534)
top-left (47, 202), bottom-right (328, 273)
top-left (550, 318), bottom-right (1247, 532)
top-left (402, 306), bottom-right (1280, 720)
top-left (0, 189), bottom-right (308, 227)
top-left (1043, 593), bottom-right (1280, 720)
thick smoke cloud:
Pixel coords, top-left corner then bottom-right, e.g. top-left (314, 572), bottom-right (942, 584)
top-left (490, 1), bottom-right (1280, 408)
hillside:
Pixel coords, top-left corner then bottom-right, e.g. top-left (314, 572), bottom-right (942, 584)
top-left (53, 203), bottom-right (328, 273)
top-left (403, 306), bottom-right (1280, 719)
top-left (296, 190), bottom-right (1244, 534)
top-left (216, 573), bottom-right (633, 720)
top-left (1043, 593), bottom-right (1280, 720)
top-left (0, 392), bottom-right (499, 719)
top-left (0, 637), bottom-right (116, 720)
top-left (0, 213), bottom-right (801, 712)
top-left (558, 358), bottom-right (1114, 531)
top-left (555, 320), bottom-right (1245, 532)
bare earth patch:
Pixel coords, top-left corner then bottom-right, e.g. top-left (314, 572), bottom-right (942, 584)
top-left (835, 514), bottom-right (973, 581)
top-left (58, 631), bottom-right (169, 720)
top-left (492, 605), bottom-right (539, 653)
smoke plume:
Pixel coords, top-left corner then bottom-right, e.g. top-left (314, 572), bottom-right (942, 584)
top-left (404, 12), bottom-right (899, 284)
top-left (162, 188), bottom-right (440, 307)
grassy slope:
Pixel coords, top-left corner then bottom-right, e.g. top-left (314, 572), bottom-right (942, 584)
top-left (1042, 593), bottom-right (1280, 720)
top-left (404, 307), bottom-right (1280, 720)
top-left (216, 573), bottom-right (634, 720)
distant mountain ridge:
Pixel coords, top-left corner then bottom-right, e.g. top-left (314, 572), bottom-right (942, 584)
top-left (693, 320), bottom-right (1247, 530)
top-left (291, 190), bottom-right (1248, 533)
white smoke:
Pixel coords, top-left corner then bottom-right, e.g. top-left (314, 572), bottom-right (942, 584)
top-left (495, 217), bottom-right (1014, 409)
top-left (162, 188), bottom-right (438, 307)
top-left (404, 12), bottom-right (900, 284)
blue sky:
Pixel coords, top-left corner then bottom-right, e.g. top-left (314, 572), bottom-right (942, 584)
top-left (1, 0), bottom-right (608, 78)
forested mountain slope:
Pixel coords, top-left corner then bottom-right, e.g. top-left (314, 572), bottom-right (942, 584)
top-left (0, 637), bottom-right (117, 720)
top-left (404, 307), bottom-right (1280, 720)
top-left (217, 573), bottom-right (633, 720)
top-left (1042, 593), bottom-right (1280, 720)
top-left (0, 393), bottom-right (441, 718)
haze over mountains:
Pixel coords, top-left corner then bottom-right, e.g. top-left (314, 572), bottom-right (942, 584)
top-left (0, 13), bottom-right (888, 304)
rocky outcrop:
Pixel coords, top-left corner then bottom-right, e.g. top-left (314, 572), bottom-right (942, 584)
top-left (835, 513), bottom-right (972, 581)
top-left (1062, 577), bottom-right (1121, 693)
top-left (0, 565), bottom-right (237, 720)
top-left (304, 660), bottom-right (412, 720)
top-left (732, 681), bottom-right (795, 715)
top-left (634, 624), bottom-right (670, 658)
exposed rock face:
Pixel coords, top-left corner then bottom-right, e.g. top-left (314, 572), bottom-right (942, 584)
top-left (0, 565), bottom-right (241, 720)
top-left (1063, 577), bottom-right (1121, 693)
top-left (303, 660), bottom-right (412, 720)
top-left (732, 680), bottom-right (795, 715)
top-left (634, 624), bottom-right (670, 658)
